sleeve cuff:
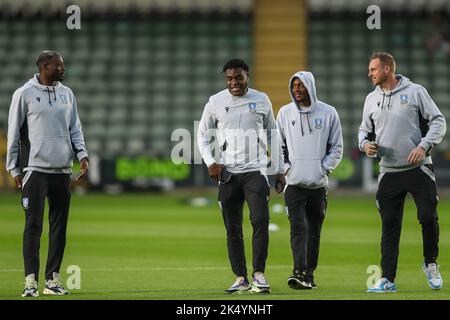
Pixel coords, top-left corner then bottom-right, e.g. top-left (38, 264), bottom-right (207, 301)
top-left (204, 158), bottom-right (216, 168)
top-left (10, 168), bottom-right (21, 177)
top-left (360, 140), bottom-right (369, 152)
top-left (419, 141), bottom-right (431, 151)
top-left (283, 162), bottom-right (291, 175)
top-left (76, 151), bottom-right (88, 161)
top-left (419, 141), bottom-right (432, 155)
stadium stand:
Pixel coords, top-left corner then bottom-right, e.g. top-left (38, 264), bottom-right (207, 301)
top-left (0, 0), bottom-right (448, 188)
top-left (308, 9), bottom-right (450, 151)
top-left (0, 12), bottom-right (253, 156)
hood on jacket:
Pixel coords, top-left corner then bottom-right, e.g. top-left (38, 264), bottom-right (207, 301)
top-left (289, 71), bottom-right (318, 113)
top-left (374, 74), bottom-right (411, 110)
top-left (27, 74), bottom-right (62, 105)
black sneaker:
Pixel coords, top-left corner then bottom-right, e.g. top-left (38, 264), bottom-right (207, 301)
top-left (306, 270), bottom-right (317, 289)
top-left (287, 270), bottom-right (312, 290)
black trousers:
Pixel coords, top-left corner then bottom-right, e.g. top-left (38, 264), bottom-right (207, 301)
top-left (284, 186), bottom-right (327, 272)
top-left (376, 166), bottom-right (439, 282)
top-left (218, 171), bottom-right (270, 277)
top-left (21, 171), bottom-right (71, 281)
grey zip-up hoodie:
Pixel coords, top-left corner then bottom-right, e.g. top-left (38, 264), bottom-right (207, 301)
top-left (6, 74), bottom-right (88, 177)
top-left (276, 71), bottom-right (343, 188)
top-left (358, 75), bottom-right (446, 172)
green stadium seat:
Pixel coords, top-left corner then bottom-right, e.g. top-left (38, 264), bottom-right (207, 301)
top-left (105, 139), bottom-right (124, 153)
top-left (0, 16), bottom-right (253, 159)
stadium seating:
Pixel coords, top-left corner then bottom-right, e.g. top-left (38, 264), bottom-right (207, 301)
top-left (308, 14), bottom-right (450, 151)
top-left (0, 15), bottom-right (252, 156)
top-left (0, 6), bottom-right (448, 159)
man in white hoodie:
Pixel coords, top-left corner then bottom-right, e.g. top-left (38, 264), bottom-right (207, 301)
top-left (360, 52), bottom-right (446, 293)
top-left (6, 51), bottom-right (89, 297)
top-left (276, 71), bottom-right (343, 289)
top-left (197, 59), bottom-right (285, 294)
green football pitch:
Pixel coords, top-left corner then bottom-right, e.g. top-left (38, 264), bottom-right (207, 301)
top-left (0, 190), bottom-right (449, 300)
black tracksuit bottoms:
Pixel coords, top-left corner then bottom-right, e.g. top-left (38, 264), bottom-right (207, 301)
top-left (21, 171), bottom-right (71, 281)
top-left (218, 171), bottom-right (270, 278)
top-left (376, 166), bottom-right (439, 282)
top-left (284, 185), bottom-right (327, 273)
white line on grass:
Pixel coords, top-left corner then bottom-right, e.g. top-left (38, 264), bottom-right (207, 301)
top-left (2, 263), bottom-right (447, 273)
top-left (0, 265), bottom-right (294, 273)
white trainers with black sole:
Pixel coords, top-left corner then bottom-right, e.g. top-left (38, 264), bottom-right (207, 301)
top-left (43, 272), bottom-right (69, 295)
top-left (22, 274), bottom-right (39, 297)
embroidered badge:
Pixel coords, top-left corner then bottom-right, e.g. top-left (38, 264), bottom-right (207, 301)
top-left (60, 95), bottom-right (68, 104)
top-left (248, 103), bottom-right (257, 113)
top-left (315, 118), bottom-right (323, 129)
top-left (400, 94), bottom-right (408, 104)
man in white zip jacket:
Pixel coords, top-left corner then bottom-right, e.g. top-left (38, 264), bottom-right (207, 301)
top-left (6, 51), bottom-right (88, 297)
top-left (276, 71), bottom-right (343, 290)
top-left (360, 52), bottom-right (446, 293)
top-left (197, 59), bottom-right (285, 294)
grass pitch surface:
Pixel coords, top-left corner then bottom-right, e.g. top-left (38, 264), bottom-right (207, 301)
top-left (0, 190), bottom-right (449, 300)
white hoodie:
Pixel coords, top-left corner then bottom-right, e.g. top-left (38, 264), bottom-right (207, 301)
top-left (197, 88), bottom-right (283, 175)
top-left (276, 71), bottom-right (343, 188)
top-left (6, 74), bottom-right (88, 177)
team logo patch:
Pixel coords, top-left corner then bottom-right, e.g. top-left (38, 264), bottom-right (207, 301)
top-left (315, 118), bottom-right (323, 129)
top-left (60, 95), bottom-right (68, 104)
top-left (225, 107), bottom-right (229, 112)
top-left (400, 94), bottom-right (408, 104)
top-left (22, 198), bottom-right (29, 210)
top-left (291, 120), bottom-right (296, 126)
top-left (248, 103), bottom-right (257, 113)
top-left (36, 97), bottom-right (41, 102)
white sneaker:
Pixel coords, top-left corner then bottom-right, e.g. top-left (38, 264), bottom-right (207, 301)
top-left (22, 273), bottom-right (39, 297)
top-left (43, 272), bottom-right (69, 295)
top-left (422, 263), bottom-right (443, 290)
top-left (251, 272), bottom-right (271, 294)
top-left (367, 278), bottom-right (397, 293)
top-left (225, 277), bottom-right (251, 294)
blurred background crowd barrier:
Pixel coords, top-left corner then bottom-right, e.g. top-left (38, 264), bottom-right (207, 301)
top-left (0, 0), bottom-right (449, 192)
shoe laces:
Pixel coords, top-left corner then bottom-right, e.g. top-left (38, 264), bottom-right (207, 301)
top-left (232, 277), bottom-right (247, 287)
top-left (427, 263), bottom-right (441, 279)
top-left (253, 273), bottom-right (267, 285)
top-left (375, 277), bottom-right (390, 287)
top-left (47, 277), bottom-right (64, 288)
top-left (25, 277), bottom-right (38, 290)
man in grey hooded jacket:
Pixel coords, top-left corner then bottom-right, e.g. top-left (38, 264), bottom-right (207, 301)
top-left (6, 50), bottom-right (88, 297)
top-left (360, 52), bottom-right (446, 293)
top-left (276, 71), bottom-right (343, 289)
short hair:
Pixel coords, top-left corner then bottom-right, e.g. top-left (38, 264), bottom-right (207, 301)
top-left (370, 52), bottom-right (396, 73)
top-left (35, 50), bottom-right (61, 68)
top-left (222, 59), bottom-right (249, 73)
